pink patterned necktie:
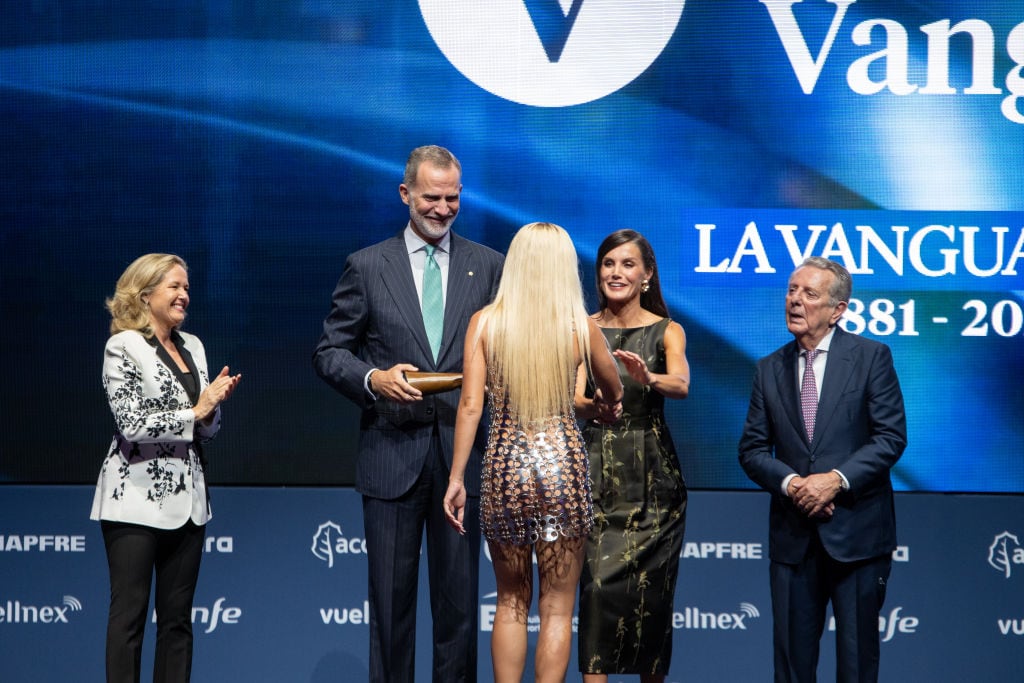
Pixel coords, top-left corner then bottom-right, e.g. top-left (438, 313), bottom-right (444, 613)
top-left (800, 349), bottom-right (820, 441)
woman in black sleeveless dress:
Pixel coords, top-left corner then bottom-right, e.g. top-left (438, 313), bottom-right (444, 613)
top-left (576, 230), bottom-right (691, 682)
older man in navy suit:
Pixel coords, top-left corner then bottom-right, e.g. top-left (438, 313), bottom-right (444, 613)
top-left (739, 257), bottom-right (907, 683)
top-left (314, 145), bottom-right (503, 682)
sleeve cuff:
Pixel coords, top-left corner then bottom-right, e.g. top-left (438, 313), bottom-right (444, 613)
top-left (781, 473), bottom-right (797, 497)
top-left (363, 368), bottom-right (378, 400)
top-left (832, 468), bottom-right (850, 491)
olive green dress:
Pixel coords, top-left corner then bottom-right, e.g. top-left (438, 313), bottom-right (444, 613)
top-left (578, 318), bottom-right (687, 675)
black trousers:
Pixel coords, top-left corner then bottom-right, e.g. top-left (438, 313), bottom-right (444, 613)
top-left (101, 520), bottom-right (205, 683)
top-left (362, 428), bottom-right (481, 683)
top-left (770, 533), bottom-right (891, 683)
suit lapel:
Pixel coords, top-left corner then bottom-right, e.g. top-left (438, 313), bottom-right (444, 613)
top-left (438, 233), bottom-right (475, 365)
top-left (813, 327), bottom-right (854, 445)
top-left (149, 332), bottom-right (202, 406)
top-left (379, 234), bottom-right (434, 365)
top-left (175, 333), bottom-right (202, 383)
top-left (775, 341), bottom-right (807, 445)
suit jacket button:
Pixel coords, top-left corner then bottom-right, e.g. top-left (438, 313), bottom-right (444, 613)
top-left (426, 407), bottom-right (434, 415)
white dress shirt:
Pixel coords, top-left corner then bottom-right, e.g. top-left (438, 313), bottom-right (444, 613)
top-left (782, 327), bottom-right (850, 495)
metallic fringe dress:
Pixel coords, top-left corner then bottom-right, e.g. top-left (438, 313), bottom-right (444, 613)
top-left (479, 368), bottom-right (593, 546)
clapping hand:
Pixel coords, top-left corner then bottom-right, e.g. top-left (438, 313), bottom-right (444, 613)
top-left (194, 366), bottom-right (242, 422)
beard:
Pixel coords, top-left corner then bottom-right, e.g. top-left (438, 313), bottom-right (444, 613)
top-left (410, 207), bottom-right (457, 241)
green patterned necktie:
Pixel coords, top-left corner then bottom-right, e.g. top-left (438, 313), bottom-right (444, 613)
top-left (421, 244), bottom-right (444, 362)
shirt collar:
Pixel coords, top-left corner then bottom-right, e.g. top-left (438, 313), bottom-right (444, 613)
top-left (404, 223), bottom-right (451, 256)
top-left (804, 326), bottom-right (837, 355)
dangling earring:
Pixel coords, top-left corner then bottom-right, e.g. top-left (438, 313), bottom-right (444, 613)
top-left (641, 279), bottom-right (650, 293)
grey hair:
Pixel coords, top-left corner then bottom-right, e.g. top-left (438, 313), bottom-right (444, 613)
top-left (403, 145), bottom-right (461, 187)
top-left (798, 257), bottom-right (852, 306)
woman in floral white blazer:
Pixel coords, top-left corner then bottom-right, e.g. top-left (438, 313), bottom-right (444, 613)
top-left (91, 253), bottom-right (240, 683)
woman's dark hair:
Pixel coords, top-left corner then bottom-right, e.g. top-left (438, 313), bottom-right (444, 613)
top-left (594, 229), bottom-right (669, 317)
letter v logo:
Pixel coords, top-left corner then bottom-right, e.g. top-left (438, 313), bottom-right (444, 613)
top-left (522, 0), bottom-right (585, 63)
top-left (420, 0), bottom-right (687, 107)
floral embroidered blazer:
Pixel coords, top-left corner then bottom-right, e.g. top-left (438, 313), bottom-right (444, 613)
top-left (90, 329), bottom-right (220, 529)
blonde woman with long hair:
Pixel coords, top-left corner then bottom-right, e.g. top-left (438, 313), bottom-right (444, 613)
top-left (444, 222), bottom-right (623, 682)
top-left (92, 254), bottom-right (240, 682)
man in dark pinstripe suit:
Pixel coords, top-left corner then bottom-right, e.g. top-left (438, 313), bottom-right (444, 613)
top-left (314, 145), bottom-right (503, 682)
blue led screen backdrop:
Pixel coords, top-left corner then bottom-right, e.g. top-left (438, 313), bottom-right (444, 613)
top-left (1, 0), bottom-right (1022, 491)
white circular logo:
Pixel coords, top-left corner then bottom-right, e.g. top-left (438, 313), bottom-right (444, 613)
top-left (419, 0), bottom-right (687, 107)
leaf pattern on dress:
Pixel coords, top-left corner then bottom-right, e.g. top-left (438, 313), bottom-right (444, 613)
top-left (579, 319), bottom-right (687, 675)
